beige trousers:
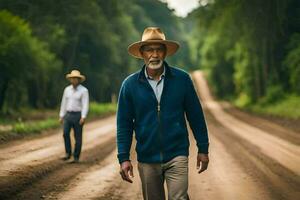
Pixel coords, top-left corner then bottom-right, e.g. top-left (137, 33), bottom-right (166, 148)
top-left (138, 156), bottom-right (189, 200)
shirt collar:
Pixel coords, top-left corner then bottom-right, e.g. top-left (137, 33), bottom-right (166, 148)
top-left (138, 61), bottom-right (174, 83)
top-left (71, 84), bottom-right (81, 90)
top-left (144, 65), bottom-right (165, 81)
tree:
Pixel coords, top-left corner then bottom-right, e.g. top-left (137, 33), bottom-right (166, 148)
top-left (188, 0), bottom-right (300, 104)
top-left (0, 10), bottom-right (61, 112)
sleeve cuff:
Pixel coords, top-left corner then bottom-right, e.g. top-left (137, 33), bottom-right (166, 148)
top-left (117, 153), bottom-right (130, 164)
top-left (197, 143), bottom-right (209, 154)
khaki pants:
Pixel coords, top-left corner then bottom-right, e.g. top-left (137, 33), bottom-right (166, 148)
top-left (138, 156), bottom-right (189, 200)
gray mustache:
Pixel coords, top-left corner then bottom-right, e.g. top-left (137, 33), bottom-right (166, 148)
top-left (149, 59), bottom-right (162, 63)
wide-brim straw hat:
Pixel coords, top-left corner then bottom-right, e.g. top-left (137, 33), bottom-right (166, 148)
top-left (128, 27), bottom-right (180, 59)
top-left (66, 70), bottom-right (86, 82)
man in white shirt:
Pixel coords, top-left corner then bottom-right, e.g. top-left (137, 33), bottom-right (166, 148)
top-left (59, 70), bottom-right (89, 163)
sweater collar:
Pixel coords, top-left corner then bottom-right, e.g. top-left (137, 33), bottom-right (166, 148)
top-left (138, 61), bottom-right (174, 82)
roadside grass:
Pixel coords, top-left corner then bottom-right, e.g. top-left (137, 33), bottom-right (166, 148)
top-left (0, 102), bottom-right (117, 141)
top-left (249, 94), bottom-right (300, 119)
top-left (12, 118), bottom-right (59, 134)
top-left (88, 102), bottom-right (117, 117)
top-left (235, 94), bottom-right (300, 120)
top-left (200, 69), bottom-right (300, 120)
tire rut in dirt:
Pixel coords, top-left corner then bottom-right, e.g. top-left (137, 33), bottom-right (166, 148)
top-left (205, 110), bottom-right (300, 200)
top-left (222, 105), bottom-right (300, 145)
top-left (1, 137), bottom-right (116, 200)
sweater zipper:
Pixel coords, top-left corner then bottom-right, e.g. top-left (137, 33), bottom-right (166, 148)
top-left (157, 102), bottom-right (163, 162)
top-left (142, 74), bottom-right (164, 162)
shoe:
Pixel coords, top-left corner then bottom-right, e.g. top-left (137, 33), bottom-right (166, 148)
top-left (61, 154), bottom-right (71, 161)
top-left (70, 158), bottom-right (79, 164)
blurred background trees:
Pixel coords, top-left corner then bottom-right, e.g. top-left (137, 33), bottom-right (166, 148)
top-left (0, 0), bottom-right (189, 113)
top-left (186, 0), bottom-right (300, 109)
top-left (0, 0), bottom-right (299, 119)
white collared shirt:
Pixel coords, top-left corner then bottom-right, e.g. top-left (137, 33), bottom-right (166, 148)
top-left (59, 84), bottom-right (89, 118)
top-left (145, 66), bottom-right (165, 103)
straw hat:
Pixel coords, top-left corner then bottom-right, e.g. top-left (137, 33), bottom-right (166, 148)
top-left (66, 70), bottom-right (86, 82)
top-left (128, 27), bottom-right (180, 59)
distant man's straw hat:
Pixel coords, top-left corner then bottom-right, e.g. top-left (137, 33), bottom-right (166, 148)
top-left (128, 27), bottom-right (180, 59)
top-left (66, 70), bottom-right (86, 82)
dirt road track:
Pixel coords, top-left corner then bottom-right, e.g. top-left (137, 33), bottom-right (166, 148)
top-left (189, 71), bottom-right (299, 200)
top-left (0, 71), bottom-right (299, 200)
top-left (0, 116), bottom-right (117, 199)
top-left (193, 71), bottom-right (300, 174)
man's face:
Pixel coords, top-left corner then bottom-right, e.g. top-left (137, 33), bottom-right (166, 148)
top-left (140, 44), bottom-right (166, 70)
top-left (70, 77), bottom-right (80, 86)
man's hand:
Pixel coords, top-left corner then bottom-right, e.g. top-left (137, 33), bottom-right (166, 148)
top-left (59, 118), bottom-right (64, 124)
top-left (79, 118), bottom-right (85, 125)
top-left (197, 153), bottom-right (209, 174)
top-left (120, 161), bottom-right (134, 183)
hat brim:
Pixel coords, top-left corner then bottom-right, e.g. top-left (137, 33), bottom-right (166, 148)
top-left (66, 74), bottom-right (86, 82)
top-left (128, 40), bottom-right (180, 59)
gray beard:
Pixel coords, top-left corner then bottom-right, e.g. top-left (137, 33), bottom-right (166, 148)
top-left (147, 60), bottom-right (163, 70)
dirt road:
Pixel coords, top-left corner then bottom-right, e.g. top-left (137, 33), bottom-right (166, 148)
top-left (0, 71), bottom-right (299, 200)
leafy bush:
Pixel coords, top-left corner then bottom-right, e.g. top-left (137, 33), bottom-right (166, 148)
top-left (251, 94), bottom-right (300, 119)
top-left (259, 85), bottom-right (285, 105)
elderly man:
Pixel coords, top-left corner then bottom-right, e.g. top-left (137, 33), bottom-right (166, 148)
top-left (117, 27), bottom-right (209, 200)
top-left (59, 69), bottom-right (89, 163)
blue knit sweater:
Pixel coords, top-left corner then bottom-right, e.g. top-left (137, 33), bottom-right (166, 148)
top-left (117, 62), bottom-right (209, 164)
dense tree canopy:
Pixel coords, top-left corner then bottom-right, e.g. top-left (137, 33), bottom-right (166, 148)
top-left (0, 0), bottom-right (189, 113)
top-left (0, 0), bottom-right (299, 114)
top-left (0, 10), bottom-right (61, 111)
top-left (186, 0), bottom-right (300, 105)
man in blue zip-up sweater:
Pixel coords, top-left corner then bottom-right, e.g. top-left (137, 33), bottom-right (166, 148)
top-left (117, 27), bottom-right (209, 200)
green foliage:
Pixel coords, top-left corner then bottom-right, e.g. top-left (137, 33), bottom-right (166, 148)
top-left (187, 0), bottom-right (300, 113)
top-left (259, 85), bottom-right (285, 105)
top-left (89, 102), bottom-right (117, 117)
top-left (11, 102), bottom-right (117, 134)
top-left (248, 94), bottom-right (300, 120)
top-left (0, 0), bottom-right (188, 113)
top-left (12, 118), bottom-right (59, 134)
top-left (0, 10), bottom-right (62, 111)
top-left (0, 102), bottom-right (116, 141)
top-left (283, 33), bottom-right (300, 94)
top-left (234, 92), bottom-right (252, 108)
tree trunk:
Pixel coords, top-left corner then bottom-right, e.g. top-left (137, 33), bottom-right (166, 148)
top-left (0, 79), bottom-right (9, 111)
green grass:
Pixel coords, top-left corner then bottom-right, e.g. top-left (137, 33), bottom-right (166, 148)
top-left (0, 102), bottom-right (117, 141)
top-left (12, 118), bottom-right (59, 134)
top-left (89, 102), bottom-right (117, 117)
top-left (235, 94), bottom-right (300, 120)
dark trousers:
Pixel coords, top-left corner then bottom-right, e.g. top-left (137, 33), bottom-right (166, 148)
top-left (63, 112), bottom-right (83, 159)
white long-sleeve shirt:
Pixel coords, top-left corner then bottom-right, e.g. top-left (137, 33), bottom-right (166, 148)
top-left (59, 84), bottom-right (89, 118)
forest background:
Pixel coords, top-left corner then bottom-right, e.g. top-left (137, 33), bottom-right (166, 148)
top-left (0, 0), bottom-right (299, 122)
